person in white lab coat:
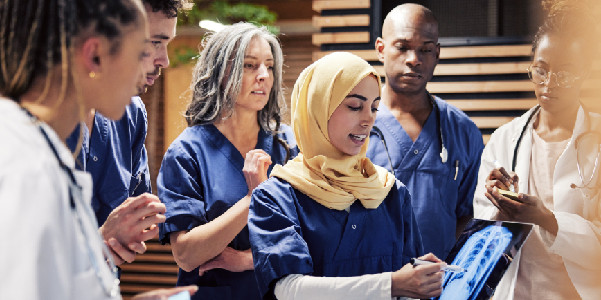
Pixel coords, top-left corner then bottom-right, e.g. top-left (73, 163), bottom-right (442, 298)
top-left (0, 0), bottom-right (195, 299)
top-left (473, 3), bottom-right (601, 299)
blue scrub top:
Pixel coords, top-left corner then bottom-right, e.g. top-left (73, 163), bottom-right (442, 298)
top-left (366, 96), bottom-right (483, 259)
top-left (66, 97), bottom-right (151, 226)
top-left (248, 177), bottom-right (423, 299)
top-left (158, 124), bottom-right (298, 300)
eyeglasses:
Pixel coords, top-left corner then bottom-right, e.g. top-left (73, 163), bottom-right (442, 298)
top-left (527, 65), bottom-right (581, 88)
top-left (573, 131), bottom-right (601, 192)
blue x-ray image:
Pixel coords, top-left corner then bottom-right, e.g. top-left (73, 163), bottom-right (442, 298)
top-left (434, 219), bottom-right (533, 300)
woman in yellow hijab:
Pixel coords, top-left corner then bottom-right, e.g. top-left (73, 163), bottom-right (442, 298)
top-left (248, 52), bottom-right (444, 300)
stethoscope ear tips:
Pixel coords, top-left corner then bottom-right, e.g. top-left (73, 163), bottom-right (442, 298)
top-left (440, 146), bottom-right (448, 163)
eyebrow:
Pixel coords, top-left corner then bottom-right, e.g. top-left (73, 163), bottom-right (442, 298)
top-left (346, 94), bottom-right (381, 101)
top-left (395, 39), bottom-right (437, 45)
top-left (244, 55), bottom-right (274, 61)
top-left (152, 34), bottom-right (173, 40)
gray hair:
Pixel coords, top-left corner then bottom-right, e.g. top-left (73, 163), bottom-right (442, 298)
top-left (185, 22), bottom-right (285, 133)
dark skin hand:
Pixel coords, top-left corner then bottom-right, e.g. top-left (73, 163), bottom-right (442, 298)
top-left (485, 167), bottom-right (558, 235)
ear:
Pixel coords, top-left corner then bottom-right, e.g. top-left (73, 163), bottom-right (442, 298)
top-left (375, 37), bottom-right (386, 63)
top-left (80, 37), bottom-right (103, 74)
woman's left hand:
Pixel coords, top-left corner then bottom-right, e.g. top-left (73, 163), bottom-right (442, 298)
top-left (485, 186), bottom-right (558, 235)
top-left (198, 247), bottom-right (254, 276)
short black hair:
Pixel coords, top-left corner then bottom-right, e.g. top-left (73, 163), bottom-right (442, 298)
top-left (142, 0), bottom-right (182, 18)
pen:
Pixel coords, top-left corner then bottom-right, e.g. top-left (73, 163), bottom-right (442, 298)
top-left (454, 160), bottom-right (459, 181)
top-left (493, 160), bottom-right (515, 193)
top-left (411, 258), bottom-right (465, 273)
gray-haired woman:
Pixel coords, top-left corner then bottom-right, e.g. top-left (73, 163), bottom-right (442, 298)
top-left (157, 22), bottom-right (297, 299)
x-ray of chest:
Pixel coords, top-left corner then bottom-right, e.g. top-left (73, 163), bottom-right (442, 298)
top-left (434, 219), bottom-right (533, 300)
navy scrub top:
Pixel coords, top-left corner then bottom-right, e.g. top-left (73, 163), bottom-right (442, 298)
top-left (366, 96), bottom-right (484, 259)
top-left (248, 177), bottom-right (423, 299)
top-left (66, 97), bottom-right (151, 226)
top-left (158, 124), bottom-right (297, 300)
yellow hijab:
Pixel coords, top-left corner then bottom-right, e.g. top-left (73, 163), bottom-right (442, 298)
top-left (271, 52), bottom-right (395, 210)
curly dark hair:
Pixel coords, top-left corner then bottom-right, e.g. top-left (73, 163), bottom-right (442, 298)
top-left (532, 0), bottom-right (598, 57)
top-left (142, 0), bottom-right (182, 18)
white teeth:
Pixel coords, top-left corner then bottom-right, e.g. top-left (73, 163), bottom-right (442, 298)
top-left (251, 91), bottom-right (265, 94)
top-left (350, 134), bottom-right (367, 141)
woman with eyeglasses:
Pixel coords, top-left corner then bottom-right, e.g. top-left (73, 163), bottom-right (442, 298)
top-left (473, 2), bottom-right (601, 299)
top-left (0, 0), bottom-right (195, 298)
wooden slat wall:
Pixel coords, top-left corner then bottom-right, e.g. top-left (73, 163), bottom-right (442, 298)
top-left (312, 1), bottom-right (601, 141)
top-left (120, 240), bottom-right (178, 299)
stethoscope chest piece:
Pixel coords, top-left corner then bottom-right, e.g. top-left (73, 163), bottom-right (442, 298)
top-left (440, 146), bottom-right (448, 164)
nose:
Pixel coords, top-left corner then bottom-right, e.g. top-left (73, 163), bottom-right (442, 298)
top-left (361, 109), bottom-right (376, 128)
top-left (405, 50), bottom-right (421, 67)
top-left (544, 72), bottom-right (560, 88)
top-left (256, 64), bottom-right (270, 81)
top-left (155, 45), bottom-right (170, 69)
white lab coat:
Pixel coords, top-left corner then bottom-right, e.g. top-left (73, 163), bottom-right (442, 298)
top-left (0, 99), bottom-right (120, 299)
top-left (473, 106), bottom-right (601, 300)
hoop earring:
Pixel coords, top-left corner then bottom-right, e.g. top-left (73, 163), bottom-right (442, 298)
top-left (89, 71), bottom-right (96, 79)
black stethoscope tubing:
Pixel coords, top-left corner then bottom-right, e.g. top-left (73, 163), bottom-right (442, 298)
top-left (512, 105), bottom-right (541, 172)
top-left (23, 108), bottom-right (120, 297)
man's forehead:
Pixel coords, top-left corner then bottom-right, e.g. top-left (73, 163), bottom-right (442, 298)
top-left (382, 5), bottom-right (438, 41)
top-left (386, 26), bottom-right (438, 44)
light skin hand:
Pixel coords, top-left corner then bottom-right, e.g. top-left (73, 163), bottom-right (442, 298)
top-left (131, 285), bottom-right (198, 300)
top-left (391, 253), bottom-right (444, 298)
top-left (243, 149), bottom-right (273, 195)
top-left (485, 186), bottom-right (558, 235)
top-left (198, 247), bottom-right (254, 276)
top-left (99, 193), bottom-right (167, 264)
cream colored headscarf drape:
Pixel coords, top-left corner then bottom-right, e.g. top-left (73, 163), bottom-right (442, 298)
top-left (270, 52), bottom-right (395, 210)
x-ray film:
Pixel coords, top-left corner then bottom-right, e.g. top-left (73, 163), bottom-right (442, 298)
top-left (434, 219), bottom-right (533, 300)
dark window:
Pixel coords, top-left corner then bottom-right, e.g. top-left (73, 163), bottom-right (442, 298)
top-left (379, 0), bottom-right (543, 44)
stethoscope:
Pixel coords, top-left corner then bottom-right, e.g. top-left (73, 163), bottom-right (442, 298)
top-left (26, 109), bottom-right (120, 297)
top-left (512, 105), bottom-right (600, 191)
top-left (370, 93), bottom-right (449, 175)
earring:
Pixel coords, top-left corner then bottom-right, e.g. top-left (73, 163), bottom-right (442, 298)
top-left (89, 71), bottom-right (96, 79)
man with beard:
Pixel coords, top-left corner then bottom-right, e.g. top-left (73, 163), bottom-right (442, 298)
top-left (66, 0), bottom-right (180, 264)
top-left (366, 3), bottom-right (484, 260)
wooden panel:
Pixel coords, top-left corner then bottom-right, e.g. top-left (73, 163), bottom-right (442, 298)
top-left (445, 99), bottom-right (538, 111)
top-left (121, 274), bottom-right (178, 285)
top-left (440, 45), bottom-right (532, 59)
top-left (427, 80), bottom-right (532, 93)
top-left (471, 116), bottom-right (515, 128)
top-left (314, 45), bottom-right (531, 61)
top-left (483, 134), bottom-right (491, 144)
top-left (434, 62), bottom-right (529, 75)
top-left (313, 15), bottom-right (370, 28)
top-left (313, 49), bottom-right (378, 61)
top-left (312, 0), bottom-right (370, 12)
top-left (312, 32), bottom-right (370, 46)
top-left (120, 263), bottom-right (179, 273)
top-left (373, 62), bottom-right (529, 77)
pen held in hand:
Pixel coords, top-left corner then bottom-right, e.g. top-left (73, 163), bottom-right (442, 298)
top-left (493, 160), bottom-right (515, 193)
top-left (411, 258), bottom-right (466, 273)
